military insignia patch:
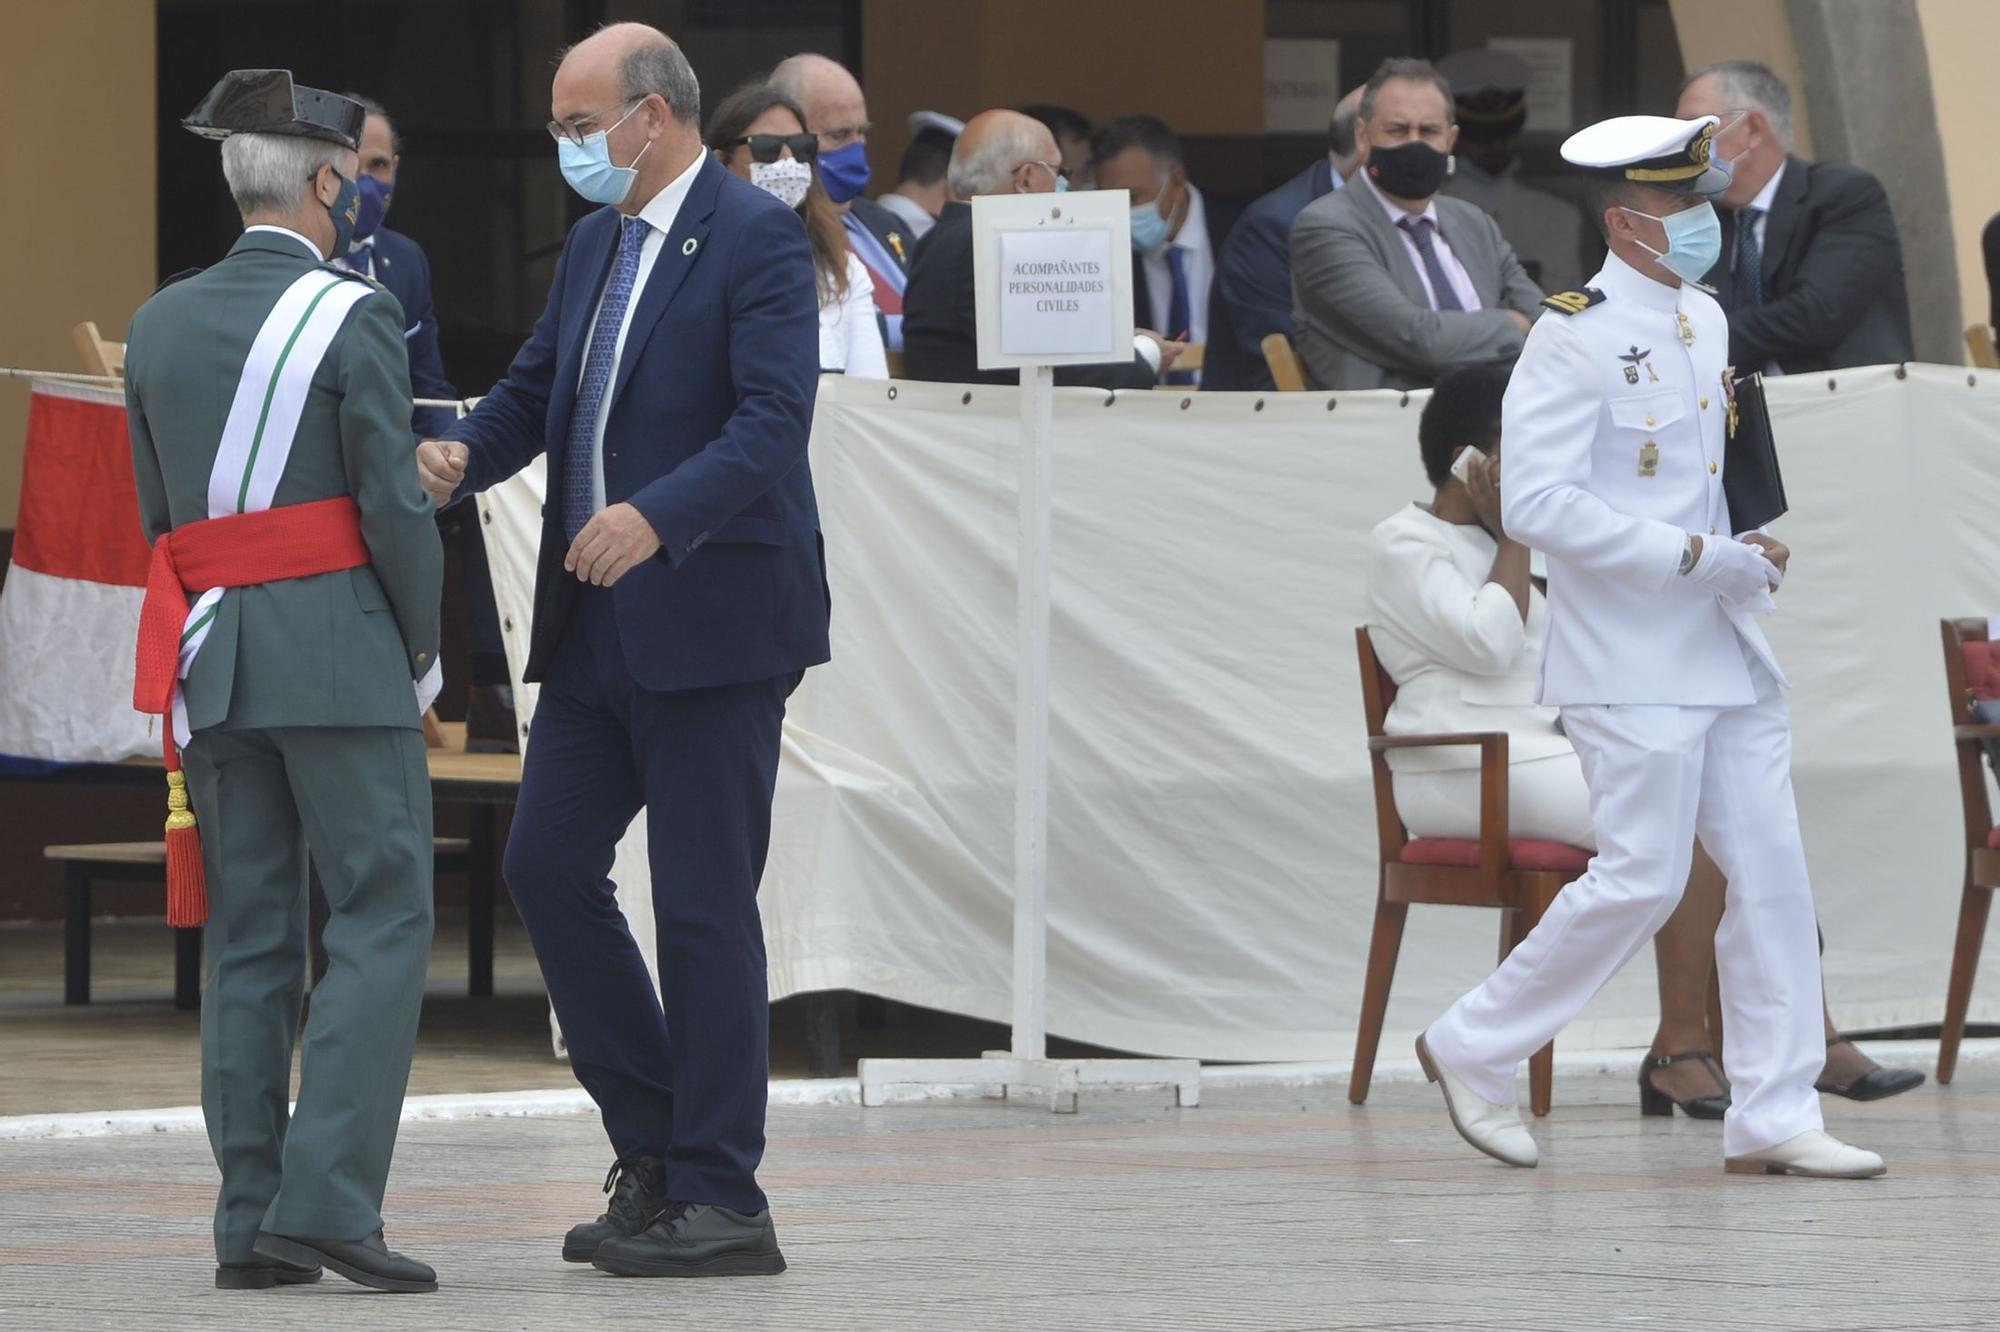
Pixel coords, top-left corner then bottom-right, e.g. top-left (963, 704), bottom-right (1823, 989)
top-left (1540, 287), bottom-right (1606, 316)
top-left (1619, 345), bottom-right (1651, 384)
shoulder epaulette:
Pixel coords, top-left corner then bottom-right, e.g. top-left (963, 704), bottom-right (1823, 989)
top-left (1540, 287), bottom-right (1607, 316)
top-left (320, 263), bottom-right (383, 289)
top-left (154, 267), bottom-right (203, 293)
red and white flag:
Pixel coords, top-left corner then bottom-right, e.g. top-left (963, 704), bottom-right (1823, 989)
top-left (0, 379), bottom-right (152, 765)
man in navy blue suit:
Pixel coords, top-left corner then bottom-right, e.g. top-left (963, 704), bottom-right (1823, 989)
top-left (417, 23), bottom-right (827, 1279)
top-left (1203, 86), bottom-right (1364, 391)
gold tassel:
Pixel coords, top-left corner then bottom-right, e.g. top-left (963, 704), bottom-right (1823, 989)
top-left (163, 770), bottom-right (208, 928)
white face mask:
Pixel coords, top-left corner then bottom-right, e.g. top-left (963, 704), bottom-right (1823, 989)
top-left (749, 157), bottom-right (813, 210)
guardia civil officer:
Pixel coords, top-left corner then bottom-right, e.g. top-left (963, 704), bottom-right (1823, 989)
top-left (127, 70), bottom-right (443, 1290)
top-left (1413, 115), bottom-right (1886, 1180)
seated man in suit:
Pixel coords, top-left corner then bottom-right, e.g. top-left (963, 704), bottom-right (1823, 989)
top-left (1290, 57), bottom-right (1543, 391)
top-left (901, 109), bottom-right (1184, 388)
top-left (1089, 115), bottom-right (1216, 385)
top-left (876, 113), bottom-right (958, 242)
top-left (771, 53), bottom-right (911, 349)
top-left (1205, 84), bottom-right (1363, 391)
top-left (1676, 60), bottom-right (1913, 372)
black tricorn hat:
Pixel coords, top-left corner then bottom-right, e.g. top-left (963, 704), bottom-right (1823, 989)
top-left (182, 70), bottom-right (365, 150)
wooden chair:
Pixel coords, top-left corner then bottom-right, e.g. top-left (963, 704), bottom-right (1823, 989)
top-left (1174, 341), bottom-right (1204, 374)
top-left (1938, 616), bottom-right (2000, 1082)
top-left (1261, 332), bottom-right (1306, 391)
top-left (1351, 627), bottom-right (1589, 1116)
top-left (1966, 324), bottom-right (2000, 370)
top-left (72, 321), bottom-right (126, 379)
top-left (884, 349), bottom-right (905, 379)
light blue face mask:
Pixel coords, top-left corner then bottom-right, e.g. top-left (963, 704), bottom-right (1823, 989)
top-left (1622, 200), bottom-right (1723, 285)
top-left (557, 99), bottom-right (651, 206)
top-left (1129, 195), bottom-right (1171, 254)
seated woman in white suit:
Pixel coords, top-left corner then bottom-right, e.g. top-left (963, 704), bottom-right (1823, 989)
top-left (1366, 364), bottom-right (1922, 1112)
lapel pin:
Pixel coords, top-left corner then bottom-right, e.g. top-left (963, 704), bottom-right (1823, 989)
top-left (682, 237), bottom-right (699, 256)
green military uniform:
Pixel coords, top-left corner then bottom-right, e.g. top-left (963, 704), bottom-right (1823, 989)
top-left (126, 216), bottom-right (442, 1259)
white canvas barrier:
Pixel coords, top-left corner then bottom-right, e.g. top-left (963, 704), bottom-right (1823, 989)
top-left (481, 365), bottom-right (2000, 1062)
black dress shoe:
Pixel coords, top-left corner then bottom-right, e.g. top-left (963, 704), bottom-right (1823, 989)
top-left (254, 1229), bottom-right (437, 1293)
top-left (214, 1258), bottom-right (322, 1290)
top-left (1817, 1037), bottom-right (1927, 1101)
top-left (592, 1202), bottom-right (787, 1278)
top-left (564, 1155), bottom-right (669, 1263)
top-left (1638, 1051), bottom-right (1731, 1120)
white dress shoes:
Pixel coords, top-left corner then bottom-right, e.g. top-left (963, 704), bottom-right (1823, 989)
top-left (1725, 1130), bottom-right (1886, 1178)
top-left (1415, 1031), bottom-right (1538, 1168)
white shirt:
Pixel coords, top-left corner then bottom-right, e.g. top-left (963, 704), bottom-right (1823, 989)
top-left (1359, 172), bottom-right (1484, 312)
top-left (822, 252), bottom-right (888, 377)
top-left (579, 150), bottom-right (706, 518)
top-left (875, 191), bottom-right (937, 241)
top-left (243, 224), bottom-right (324, 262)
top-left (1139, 182), bottom-right (1214, 347)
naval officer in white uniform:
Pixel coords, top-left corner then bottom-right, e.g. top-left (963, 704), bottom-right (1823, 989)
top-left (1414, 114), bottom-right (1885, 1180)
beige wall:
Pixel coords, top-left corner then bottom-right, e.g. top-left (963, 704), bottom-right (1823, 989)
top-left (1915, 0), bottom-right (2000, 337)
top-left (1668, 0), bottom-right (1814, 155)
top-left (862, 0), bottom-right (1265, 189)
top-left (0, 2), bottom-right (156, 529)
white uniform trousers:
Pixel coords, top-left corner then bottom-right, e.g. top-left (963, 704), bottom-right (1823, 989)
top-left (1424, 650), bottom-right (1825, 1159)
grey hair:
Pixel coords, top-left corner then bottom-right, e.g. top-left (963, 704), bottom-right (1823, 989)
top-left (617, 35), bottom-right (702, 124)
top-left (1329, 96), bottom-right (1360, 158)
top-left (947, 118), bottom-right (1046, 198)
top-left (1359, 57), bottom-right (1454, 123)
top-left (219, 132), bottom-right (346, 216)
top-left (1686, 59), bottom-right (1793, 148)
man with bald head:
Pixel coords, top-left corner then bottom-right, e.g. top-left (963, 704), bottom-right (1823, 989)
top-left (902, 109), bottom-right (1183, 386)
top-left (770, 53), bottom-right (910, 348)
top-left (416, 22), bottom-right (825, 1278)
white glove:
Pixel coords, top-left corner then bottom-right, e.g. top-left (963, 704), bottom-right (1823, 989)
top-left (1686, 535), bottom-right (1780, 604)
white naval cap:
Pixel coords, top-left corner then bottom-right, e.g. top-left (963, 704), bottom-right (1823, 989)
top-left (1559, 114), bottom-right (1731, 195)
top-left (906, 109), bottom-right (965, 138)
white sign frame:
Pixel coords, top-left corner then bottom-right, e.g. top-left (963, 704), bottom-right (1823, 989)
top-left (972, 189), bottom-right (1135, 372)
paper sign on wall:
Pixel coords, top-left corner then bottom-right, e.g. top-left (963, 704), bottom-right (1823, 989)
top-left (1264, 38), bottom-right (1342, 135)
top-left (1488, 37), bottom-right (1574, 132)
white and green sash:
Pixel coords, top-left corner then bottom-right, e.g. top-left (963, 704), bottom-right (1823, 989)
top-left (171, 269), bottom-right (377, 745)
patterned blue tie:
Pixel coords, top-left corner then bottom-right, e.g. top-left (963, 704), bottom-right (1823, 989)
top-left (1164, 244), bottom-right (1194, 386)
top-left (564, 215), bottom-right (650, 541)
top-left (1398, 215), bottom-right (1464, 312)
top-left (1733, 206), bottom-right (1765, 307)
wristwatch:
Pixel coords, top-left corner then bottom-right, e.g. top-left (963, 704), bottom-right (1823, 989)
top-left (1678, 534), bottom-right (1698, 577)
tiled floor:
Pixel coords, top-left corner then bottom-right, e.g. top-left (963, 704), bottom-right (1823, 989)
top-left (0, 1070), bottom-right (1990, 1331)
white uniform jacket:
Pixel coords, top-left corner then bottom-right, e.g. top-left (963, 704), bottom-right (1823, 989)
top-left (1500, 250), bottom-right (1786, 707)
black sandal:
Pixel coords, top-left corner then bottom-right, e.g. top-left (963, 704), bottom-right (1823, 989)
top-left (1816, 1037), bottom-right (1926, 1101)
top-left (1639, 1051), bottom-right (1731, 1120)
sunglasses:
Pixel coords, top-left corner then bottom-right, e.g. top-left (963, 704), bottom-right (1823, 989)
top-left (722, 133), bottom-right (819, 164)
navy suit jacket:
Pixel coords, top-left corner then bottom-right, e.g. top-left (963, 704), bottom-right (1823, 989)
top-left (1204, 161), bottom-right (1336, 390)
top-left (362, 225), bottom-right (458, 438)
top-left (443, 154), bottom-right (831, 691)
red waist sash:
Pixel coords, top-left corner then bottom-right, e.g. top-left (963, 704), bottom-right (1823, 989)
top-left (130, 496), bottom-right (372, 926)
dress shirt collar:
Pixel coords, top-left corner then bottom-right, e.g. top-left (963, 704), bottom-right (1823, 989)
top-left (242, 224), bottom-right (323, 261)
top-left (1743, 157), bottom-right (1786, 216)
top-left (1358, 169), bottom-right (1440, 230)
top-left (1595, 247), bottom-right (1684, 311)
top-left (627, 148), bottom-right (706, 238)
top-left (1168, 182), bottom-right (1209, 252)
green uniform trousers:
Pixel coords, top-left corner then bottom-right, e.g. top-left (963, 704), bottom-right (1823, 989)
top-left (181, 724), bottom-right (433, 1262)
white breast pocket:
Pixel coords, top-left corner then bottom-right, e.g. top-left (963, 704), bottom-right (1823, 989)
top-left (1606, 391), bottom-right (1686, 433)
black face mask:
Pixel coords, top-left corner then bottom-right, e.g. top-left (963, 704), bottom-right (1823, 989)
top-left (1368, 140), bottom-right (1453, 200)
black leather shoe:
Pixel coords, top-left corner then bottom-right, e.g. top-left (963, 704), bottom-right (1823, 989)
top-left (214, 1258), bottom-right (322, 1290)
top-left (1817, 1037), bottom-right (1927, 1101)
top-left (1638, 1051), bottom-right (1731, 1120)
top-left (592, 1202), bottom-right (787, 1278)
top-left (254, 1229), bottom-right (437, 1293)
top-left (563, 1155), bottom-right (668, 1263)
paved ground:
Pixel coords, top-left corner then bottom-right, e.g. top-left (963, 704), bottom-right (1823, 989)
top-left (1, 1067), bottom-right (1993, 1332)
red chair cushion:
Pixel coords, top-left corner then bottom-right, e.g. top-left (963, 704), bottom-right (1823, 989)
top-left (1968, 641), bottom-right (2000, 701)
top-left (1401, 837), bottom-right (1592, 873)
top-left (1989, 826), bottom-right (2000, 851)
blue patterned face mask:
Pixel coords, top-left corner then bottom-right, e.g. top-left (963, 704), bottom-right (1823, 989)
top-left (351, 173), bottom-right (392, 244)
top-left (1622, 200), bottom-right (1722, 284)
top-left (558, 99), bottom-right (651, 206)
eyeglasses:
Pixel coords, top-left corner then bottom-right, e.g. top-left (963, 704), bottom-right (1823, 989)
top-left (721, 132), bottom-right (820, 164)
top-left (1021, 161), bottom-right (1069, 183)
top-left (817, 121), bottom-right (872, 150)
top-left (546, 96), bottom-right (642, 148)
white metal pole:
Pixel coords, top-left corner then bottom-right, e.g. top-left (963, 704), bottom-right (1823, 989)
top-left (1011, 364), bottom-right (1055, 1061)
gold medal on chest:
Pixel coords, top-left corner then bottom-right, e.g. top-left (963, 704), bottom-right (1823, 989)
top-left (1676, 312), bottom-right (1696, 346)
top-left (1639, 441), bottom-right (1660, 477)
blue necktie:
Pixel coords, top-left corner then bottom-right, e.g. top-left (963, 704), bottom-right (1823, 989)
top-left (1164, 244), bottom-right (1194, 386)
top-left (1733, 207), bottom-right (1765, 307)
top-left (1398, 215), bottom-right (1464, 312)
top-left (564, 215), bottom-right (649, 542)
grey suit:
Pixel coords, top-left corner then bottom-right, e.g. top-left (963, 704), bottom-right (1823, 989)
top-left (1289, 175), bottom-right (1545, 390)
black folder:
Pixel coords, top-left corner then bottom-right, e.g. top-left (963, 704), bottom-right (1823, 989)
top-left (1723, 370), bottom-right (1787, 531)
